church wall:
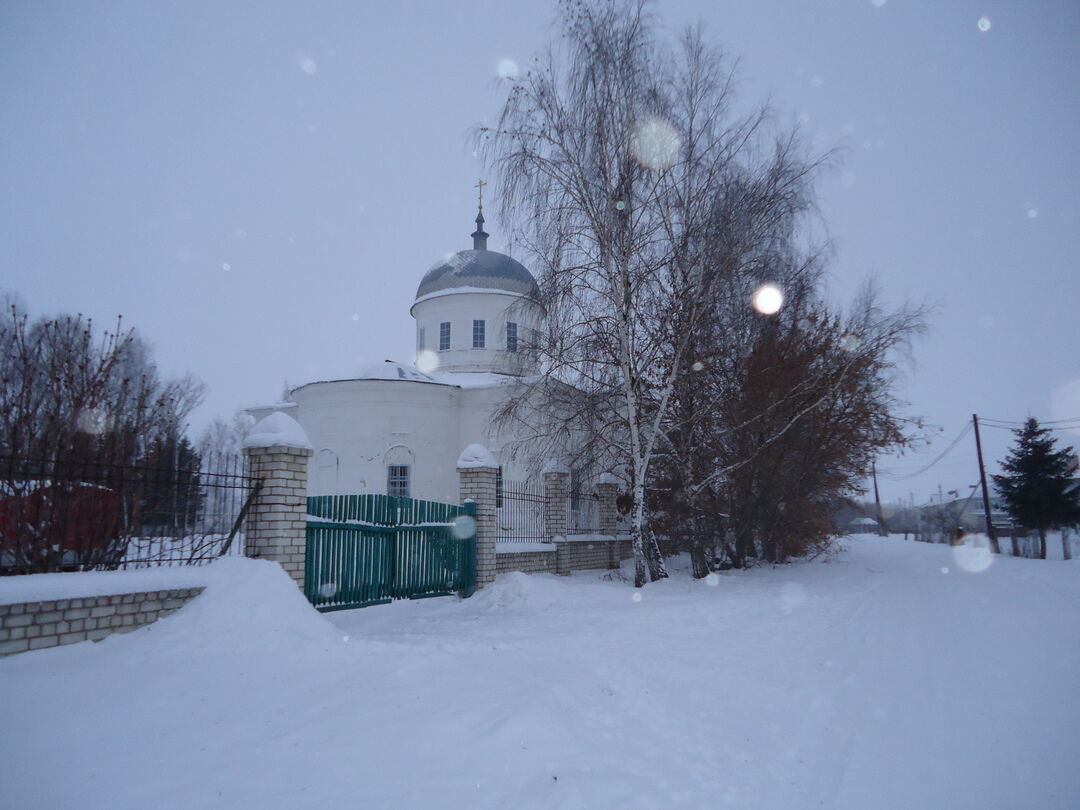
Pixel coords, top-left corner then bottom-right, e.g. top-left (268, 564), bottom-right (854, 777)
top-left (291, 379), bottom-right (465, 504)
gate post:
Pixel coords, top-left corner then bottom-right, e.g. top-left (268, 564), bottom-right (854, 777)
top-left (458, 444), bottom-right (498, 588)
top-left (596, 472), bottom-right (620, 569)
top-left (596, 473), bottom-right (619, 537)
top-left (542, 460), bottom-right (569, 541)
top-left (242, 412), bottom-right (313, 590)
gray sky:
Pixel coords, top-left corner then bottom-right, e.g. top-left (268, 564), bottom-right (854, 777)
top-left (2, 0), bottom-right (1078, 504)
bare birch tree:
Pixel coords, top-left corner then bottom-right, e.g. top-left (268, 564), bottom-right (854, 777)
top-left (483, 0), bottom-right (832, 585)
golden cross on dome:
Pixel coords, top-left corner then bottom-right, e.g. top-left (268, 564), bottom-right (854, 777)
top-left (474, 178), bottom-right (486, 213)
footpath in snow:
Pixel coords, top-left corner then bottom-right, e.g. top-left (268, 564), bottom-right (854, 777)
top-left (0, 536), bottom-right (1078, 809)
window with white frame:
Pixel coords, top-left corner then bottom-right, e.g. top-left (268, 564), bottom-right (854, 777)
top-left (472, 319), bottom-right (485, 349)
top-left (506, 321), bottom-right (518, 353)
top-left (418, 327), bottom-right (425, 351)
top-left (387, 465), bottom-right (410, 499)
top-left (439, 322), bottom-right (450, 351)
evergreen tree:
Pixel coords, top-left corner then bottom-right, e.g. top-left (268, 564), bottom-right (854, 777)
top-left (992, 418), bottom-right (1080, 560)
top-left (139, 437), bottom-right (204, 535)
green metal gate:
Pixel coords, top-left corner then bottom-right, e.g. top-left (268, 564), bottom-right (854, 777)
top-left (304, 495), bottom-right (476, 611)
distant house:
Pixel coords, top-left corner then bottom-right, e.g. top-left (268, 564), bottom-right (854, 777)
top-left (844, 516), bottom-right (881, 534)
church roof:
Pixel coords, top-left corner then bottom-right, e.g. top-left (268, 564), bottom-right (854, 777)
top-left (353, 360), bottom-right (516, 389)
top-left (415, 248), bottom-right (539, 301)
top-left (357, 360), bottom-right (437, 383)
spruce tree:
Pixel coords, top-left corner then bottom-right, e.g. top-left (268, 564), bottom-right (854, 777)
top-left (992, 418), bottom-right (1080, 559)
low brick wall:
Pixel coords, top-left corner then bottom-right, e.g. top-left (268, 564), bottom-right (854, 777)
top-left (0, 587), bottom-right (204, 657)
top-left (496, 538), bottom-right (634, 576)
top-left (555, 537), bottom-right (633, 574)
top-left (496, 549), bottom-right (557, 575)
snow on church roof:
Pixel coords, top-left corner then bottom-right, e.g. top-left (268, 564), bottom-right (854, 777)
top-left (350, 360), bottom-right (519, 390)
top-left (357, 360), bottom-right (437, 383)
top-left (290, 365), bottom-right (523, 396)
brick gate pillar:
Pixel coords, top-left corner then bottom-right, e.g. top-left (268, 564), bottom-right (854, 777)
top-left (542, 460), bottom-right (569, 541)
top-left (458, 444), bottom-right (498, 588)
top-left (242, 412), bottom-right (313, 590)
top-left (596, 473), bottom-right (620, 537)
top-left (596, 472), bottom-right (620, 569)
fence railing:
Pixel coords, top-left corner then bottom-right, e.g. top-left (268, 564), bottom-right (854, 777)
top-left (496, 479), bottom-right (548, 543)
top-left (568, 490), bottom-right (601, 534)
top-left (0, 453), bottom-right (258, 574)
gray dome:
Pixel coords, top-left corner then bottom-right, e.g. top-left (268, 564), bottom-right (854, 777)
top-left (415, 249), bottom-right (540, 301)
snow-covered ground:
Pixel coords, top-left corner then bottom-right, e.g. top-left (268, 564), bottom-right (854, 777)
top-left (1, 536), bottom-right (1078, 809)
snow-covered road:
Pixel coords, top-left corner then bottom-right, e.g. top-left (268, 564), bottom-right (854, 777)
top-left (1, 537), bottom-right (1077, 809)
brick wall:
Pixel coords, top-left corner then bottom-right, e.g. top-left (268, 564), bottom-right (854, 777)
top-left (496, 549), bottom-right (557, 575)
top-left (556, 538), bottom-right (634, 574)
top-left (0, 587), bottom-right (204, 657)
top-left (495, 538), bottom-right (633, 576)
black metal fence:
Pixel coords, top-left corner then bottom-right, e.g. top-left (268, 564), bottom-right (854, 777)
top-left (0, 453), bottom-right (258, 574)
top-left (567, 490), bottom-right (601, 534)
top-left (495, 479), bottom-right (548, 543)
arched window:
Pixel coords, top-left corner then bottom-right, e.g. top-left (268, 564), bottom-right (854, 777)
top-left (384, 444), bottom-right (415, 499)
top-left (316, 449), bottom-right (339, 495)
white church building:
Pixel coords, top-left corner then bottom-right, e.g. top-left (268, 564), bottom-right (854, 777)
top-left (250, 205), bottom-right (548, 504)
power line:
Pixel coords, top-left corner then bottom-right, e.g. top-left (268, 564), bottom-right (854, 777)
top-left (981, 422), bottom-right (1080, 433)
top-left (878, 422), bottom-right (973, 481)
top-left (981, 416), bottom-right (1080, 426)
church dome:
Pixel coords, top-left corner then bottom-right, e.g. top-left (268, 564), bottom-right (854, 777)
top-left (414, 205), bottom-right (540, 302)
top-left (415, 249), bottom-right (539, 301)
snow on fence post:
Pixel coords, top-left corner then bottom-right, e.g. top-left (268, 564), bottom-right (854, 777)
top-left (242, 413), bottom-right (313, 590)
top-left (458, 444), bottom-right (498, 588)
top-left (542, 460), bottom-right (569, 541)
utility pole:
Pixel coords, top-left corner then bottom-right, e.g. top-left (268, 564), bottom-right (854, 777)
top-left (972, 413), bottom-right (1001, 554)
top-left (872, 461), bottom-right (887, 537)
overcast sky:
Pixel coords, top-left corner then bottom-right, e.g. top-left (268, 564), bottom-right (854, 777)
top-left (2, 0), bottom-right (1078, 504)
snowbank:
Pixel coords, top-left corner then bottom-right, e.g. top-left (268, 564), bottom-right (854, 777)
top-left (142, 557), bottom-right (342, 653)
